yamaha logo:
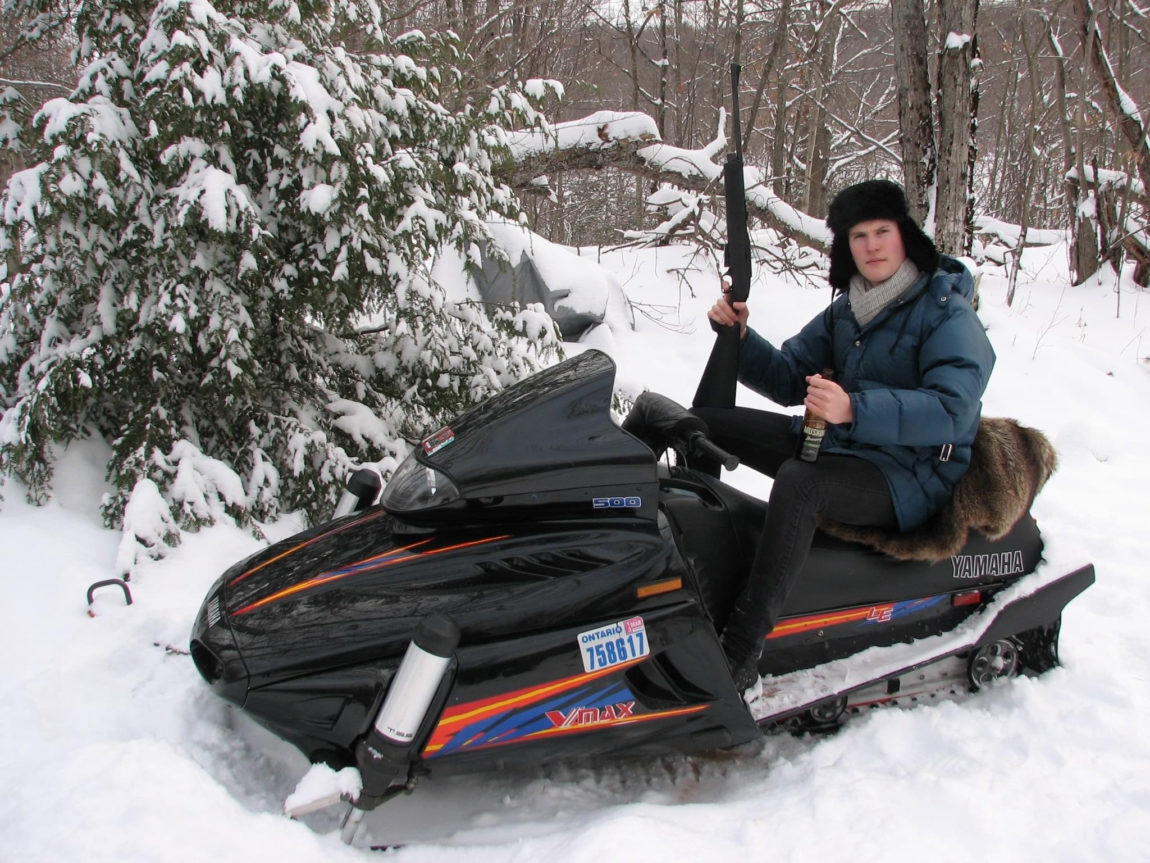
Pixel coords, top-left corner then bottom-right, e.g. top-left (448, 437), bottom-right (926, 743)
top-left (951, 550), bottom-right (1025, 579)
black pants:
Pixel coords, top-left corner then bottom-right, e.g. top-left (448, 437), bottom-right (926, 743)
top-left (691, 406), bottom-right (898, 666)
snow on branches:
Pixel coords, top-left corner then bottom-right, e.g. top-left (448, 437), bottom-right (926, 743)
top-left (0, 0), bottom-right (559, 573)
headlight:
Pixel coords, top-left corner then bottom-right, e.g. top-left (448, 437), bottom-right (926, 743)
top-left (381, 452), bottom-right (460, 512)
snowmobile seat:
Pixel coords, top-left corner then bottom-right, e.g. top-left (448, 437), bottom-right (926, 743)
top-left (818, 417), bottom-right (1056, 562)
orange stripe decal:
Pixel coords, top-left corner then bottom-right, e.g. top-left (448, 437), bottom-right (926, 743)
top-left (767, 604), bottom-right (896, 639)
top-left (432, 661), bottom-right (640, 733)
top-left (230, 534), bottom-right (511, 617)
top-left (423, 703), bottom-right (709, 756)
top-left (227, 508), bottom-right (389, 588)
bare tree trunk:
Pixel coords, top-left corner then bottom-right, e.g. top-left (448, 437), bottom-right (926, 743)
top-left (935, 0), bottom-right (979, 255)
top-left (985, 62), bottom-right (1015, 220)
top-left (1092, 156), bottom-right (1123, 275)
top-left (672, 0), bottom-right (684, 144)
top-left (743, 0), bottom-right (792, 156)
top-left (732, 0), bottom-right (744, 65)
top-left (1074, 0), bottom-right (1150, 198)
top-left (890, 0), bottom-right (936, 224)
top-left (769, 76), bottom-right (790, 197)
top-left (657, 1), bottom-right (669, 138)
top-left (617, 0), bottom-right (651, 226)
top-left (708, 0), bottom-right (723, 119)
top-left (1071, 1), bottom-right (1100, 284)
top-left (622, 0), bottom-right (641, 110)
top-left (1008, 27), bottom-right (1044, 308)
top-left (804, 0), bottom-right (842, 216)
top-left (1042, 21), bottom-right (1089, 284)
top-left (1068, 175), bottom-right (1100, 284)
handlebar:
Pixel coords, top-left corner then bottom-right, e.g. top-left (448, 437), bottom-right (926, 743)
top-left (687, 432), bottom-right (740, 472)
top-left (621, 391), bottom-right (740, 472)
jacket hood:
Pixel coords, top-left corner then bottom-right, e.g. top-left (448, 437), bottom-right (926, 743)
top-left (929, 255), bottom-right (975, 303)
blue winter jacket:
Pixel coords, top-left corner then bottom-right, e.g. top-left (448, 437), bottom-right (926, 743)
top-left (736, 256), bottom-right (995, 531)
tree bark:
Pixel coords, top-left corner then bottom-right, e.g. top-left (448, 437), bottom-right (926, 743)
top-left (769, 67), bottom-right (790, 197)
top-left (803, 0), bottom-right (841, 217)
top-left (1044, 21), bottom-right (1090, 285)
top-left (1067, 174), bottom-right (1100, 283)
top-left (743, 0), bottom-right (792, 156)
top-left (935, 0), bottom-right (979, 256)
top-left (890, 0), bottom-right (935, 224)
top-left (1074, 0), bottom-right (1150, 199)
top-left (657, 1), bottom-right (669, 139)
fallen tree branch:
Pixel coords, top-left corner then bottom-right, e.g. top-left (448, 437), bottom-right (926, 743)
top-left (501, 110), bottom-right (830, 250)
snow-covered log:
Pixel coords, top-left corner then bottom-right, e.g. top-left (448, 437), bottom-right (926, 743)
top-left (503, 111), bottom-right (830, 250)
top-left (973, 216), bottom-right (1069, 248)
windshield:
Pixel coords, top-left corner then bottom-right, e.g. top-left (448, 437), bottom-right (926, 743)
top-left (386, 350), bottom-right (658, 521)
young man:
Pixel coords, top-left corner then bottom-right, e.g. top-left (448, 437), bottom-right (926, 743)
top-left (697, 179), bottom-right (995, 689)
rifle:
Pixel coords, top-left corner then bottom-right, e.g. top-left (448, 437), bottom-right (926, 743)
top-left (692, 63), bottom-right (752, 410)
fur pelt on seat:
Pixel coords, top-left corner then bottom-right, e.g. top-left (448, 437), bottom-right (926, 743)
top-left (818, 418), bottom-right (1057, 562)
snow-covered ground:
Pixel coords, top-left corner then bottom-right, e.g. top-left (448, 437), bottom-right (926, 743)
top-left (2, 237), bottom-right (1149, 862)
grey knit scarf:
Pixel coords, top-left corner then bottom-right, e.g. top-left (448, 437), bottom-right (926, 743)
top-left (849, 259), bottom-right (921, 327)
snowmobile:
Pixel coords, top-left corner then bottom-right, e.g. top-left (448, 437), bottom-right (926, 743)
top-left (189, 348), bottom-right (1094, 842)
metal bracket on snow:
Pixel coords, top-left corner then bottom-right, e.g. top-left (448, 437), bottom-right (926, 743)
top-left (86, 578), bottom-right (133, 616)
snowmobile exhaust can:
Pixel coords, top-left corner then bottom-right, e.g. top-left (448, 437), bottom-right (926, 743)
top-left (353, 614), bottom-right (460, 810)
top-left (372, 614), bottom-right (460, 742)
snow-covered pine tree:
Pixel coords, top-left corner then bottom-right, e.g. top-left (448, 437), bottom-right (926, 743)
top-left (0, 0), bottom-right (560, 570)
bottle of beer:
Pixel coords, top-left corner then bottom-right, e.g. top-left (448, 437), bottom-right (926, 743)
top-left (798, 369), bottom-right (835, 463)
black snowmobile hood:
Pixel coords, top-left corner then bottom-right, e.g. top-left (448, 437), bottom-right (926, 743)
top-left (401, 349), bottom-right (659, 522)
top-left (190, 351), bottom-right (667, 691)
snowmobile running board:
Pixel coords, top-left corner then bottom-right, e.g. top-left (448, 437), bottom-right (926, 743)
top-left (746, 562), bottom-right (1095, 726)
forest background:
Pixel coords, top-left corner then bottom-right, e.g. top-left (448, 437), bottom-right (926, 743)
top-left (5, 1), bottom-right (1148, 267)
top-left (0, 0), bottom-right (1147, 564)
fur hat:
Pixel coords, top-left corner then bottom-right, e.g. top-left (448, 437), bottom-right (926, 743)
top-left (826, 179), bottom-right (939, 291)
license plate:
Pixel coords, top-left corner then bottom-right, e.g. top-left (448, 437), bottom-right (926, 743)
top-left (577, 616), bottom-right (649, 673)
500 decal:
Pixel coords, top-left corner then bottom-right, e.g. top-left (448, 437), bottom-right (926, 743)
top-left (592, 496), bottom-right (642, 509)
top-left (577, 616), bottom-right (649, 672)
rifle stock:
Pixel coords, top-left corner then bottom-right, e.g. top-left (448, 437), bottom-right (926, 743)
top-left (693, 63), bottom-right (752, 410)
